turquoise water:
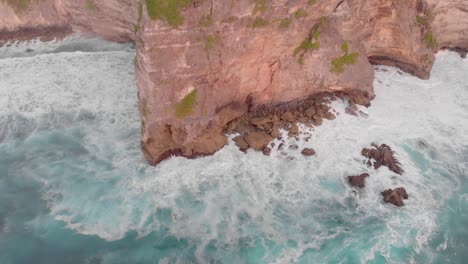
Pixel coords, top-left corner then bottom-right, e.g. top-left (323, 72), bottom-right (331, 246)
top-left (0, 38), bottom-right (467, 263)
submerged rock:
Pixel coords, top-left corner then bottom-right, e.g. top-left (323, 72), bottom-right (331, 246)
top-left (381, 187), bottom-right (409, 207)
top-left (347, 173), bottom-right (369, 188)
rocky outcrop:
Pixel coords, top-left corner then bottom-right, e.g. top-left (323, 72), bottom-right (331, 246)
top-left (348, 173), bottom-right (369, 188)
top-left (381, 187), bottom-right (409, 207)
top-left (1, 0), bottom-right (468, 165)
top-left (362, 144), bottom-right (403, 174)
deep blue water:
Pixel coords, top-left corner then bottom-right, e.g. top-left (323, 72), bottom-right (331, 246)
top-left (0, 38), bottom-right (467, 263)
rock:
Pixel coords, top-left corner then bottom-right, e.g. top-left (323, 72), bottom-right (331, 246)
top-left (244, 131), bottom-right (273, 151)
top-left (381, 187), bottom-right (409, 207)
top-left (301, 148), bottom-right (316, 156)
top-left (281, 112), bottom-right (295, 123)
top-left (262, 147), bottom-right (271, 156)
top-left (324, 112), bottom-right (336, 120)
top-left (361, 144), bottom-right (403, 174)
top-left (288, 123), bottom-right (299, 137)
top-left (233, 136), bottom-right (249, 152)
top-left (304, 106), bottom-right (316, 118)
top-left (347, 173), bottom-right (369, 188)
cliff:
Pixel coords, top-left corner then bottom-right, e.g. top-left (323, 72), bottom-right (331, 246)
top-left (1, 0), bottom-right (467, 165)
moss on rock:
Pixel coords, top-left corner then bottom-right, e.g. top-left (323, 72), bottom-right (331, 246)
top-left (146, 0), bottom-right (191, 27)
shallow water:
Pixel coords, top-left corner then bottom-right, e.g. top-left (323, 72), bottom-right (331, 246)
top-left (0, 37), bottom-right (467, 264)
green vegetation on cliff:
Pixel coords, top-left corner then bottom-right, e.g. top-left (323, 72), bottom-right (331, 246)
top-left (308, 0), bottom-right (316, 5)
top-left (252, 0), bottom-right (267, 15)
top-left (424, 32), bottom-right (436, 49)
top-left (146, 0), bottom-right (191, 27)
top-left (248, 17), bottom-right (269, 28)
top-left (86, 0), bottom-right (96, 11)
top-left (331, 42), bottom-right (359, 74)
top-left (294, 9), bottom-right (308, 19)
top-left (293, 24), bottom-right (321, 64)
top-left (2, 0), bottom-right (30, 12)
top-left (175, 90), bottom-right (198, 118)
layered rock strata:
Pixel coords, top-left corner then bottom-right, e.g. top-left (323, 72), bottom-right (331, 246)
top-left (1, 0), bottom-right (468, 164)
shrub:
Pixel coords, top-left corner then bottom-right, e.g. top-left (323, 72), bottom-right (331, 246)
top-left (341, 41), bottom-right (349, 53)
top-left (146, 0), bottom-right (191, 27)
top-left (252, 0), bottom-right (267, 15)
top-left (424, 32), bottom-right (436, 49)
top-left (175, 90), bottom-right (198, 118)
top-left (86, 0), bottom-right (96, 11)
top-left (248, 17), bottom-right (269, 28)
top-left (294, 9), bottom-right (308, 19)
top-left (331, 52), bottom-right (359, 73)
top-left (199, 14), bottom-right (213, 27)
top-left (308, 0), bottom-right (316, 5)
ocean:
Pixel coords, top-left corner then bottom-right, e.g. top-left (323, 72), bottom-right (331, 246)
top-left (0, 37), bottom-right (466, 264)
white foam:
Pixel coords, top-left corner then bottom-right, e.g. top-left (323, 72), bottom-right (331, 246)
top-left (1, 39), bottom-right (467, 263)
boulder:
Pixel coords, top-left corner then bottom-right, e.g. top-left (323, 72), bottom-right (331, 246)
top-left (301, 148), bottom-right (316, 156)
top-left (233, 136), bottom-right (249, 152)
top-left (347, 173), bottom-right (369, 188)
top-left (381, 187), bottom-right (409, 207)
top-left (244, 131), bottom-right (273, 151)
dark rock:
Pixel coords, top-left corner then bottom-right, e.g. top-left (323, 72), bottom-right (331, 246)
top-left (281, 111), bottom-right (295, 122)
top-left (301, 148), bottom-right (316, 156)
top-left (288, 123), bottom-right (299, 137)
top-left (262, 147), bottom-right (271, 156)
top-left (381, 187), bottom-right (409, 207)
top-left (304, 106), bottom-right (316, 118)
top-left (361, 144), bottom-right (403, 174)
top-left (347, 173), bottom-right (369, 188)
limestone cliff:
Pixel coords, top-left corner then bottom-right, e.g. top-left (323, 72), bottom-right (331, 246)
top-left (1, 0), bottom-right (467, 165)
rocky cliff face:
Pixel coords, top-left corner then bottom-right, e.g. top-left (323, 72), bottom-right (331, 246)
top-left (1, 0), bottom-right (467, 165)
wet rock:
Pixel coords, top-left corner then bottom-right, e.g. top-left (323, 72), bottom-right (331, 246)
top-left (244, 131), bottom-right (273, 151)
top-left (361, 144), bottom-right (403, 174)
top-left (288, 123), bottom-right (299, 137)
top-left (347, 173), bottom-right (369, 188)
top-left (381, 187), bottom-right (409, 207)
top-left (262, 147), bottom-right (271, 156)
top-left (233, 136), bottom-right (249, 152)
top-left (301, 148), bottom-right (316, 156)
top-left (324, 112), bottom-right (336, 120)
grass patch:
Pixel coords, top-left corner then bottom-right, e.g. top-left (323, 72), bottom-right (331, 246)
top-left (293, 38), bottom-right (320, 64)
top-left (146, 0), bottom-right (191, 27)
top-left (279, 18), bottom-right (291, 29)
top-left (416, 15), bottom-right (426, 26)
top-left (86, 0), bottom-right (96, 11)
top-left (331, 52), bottom-right (359, 74)
top-left (199, 13), bottom-right (213, 27)
top-left (2, 0), bottom-right (30, 12)
top-left (248, 17), bottom-right (269, 28)
top-left (308, 0), bottom-right (316, 5)
top-left (175, 90), bottom-right (198, 118)
top-left (140, 98), bottom-right (149, 117)
top-left (252, 0), bottom-right (267, 15)
top-left (424, 32), bottom-right (436, 49)
top-left (341, 41), bottom-right (349, 53)
top-left (205, 34), bottom-right (220, 59)
top-left (294, 9), bottom-right (308, 19)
